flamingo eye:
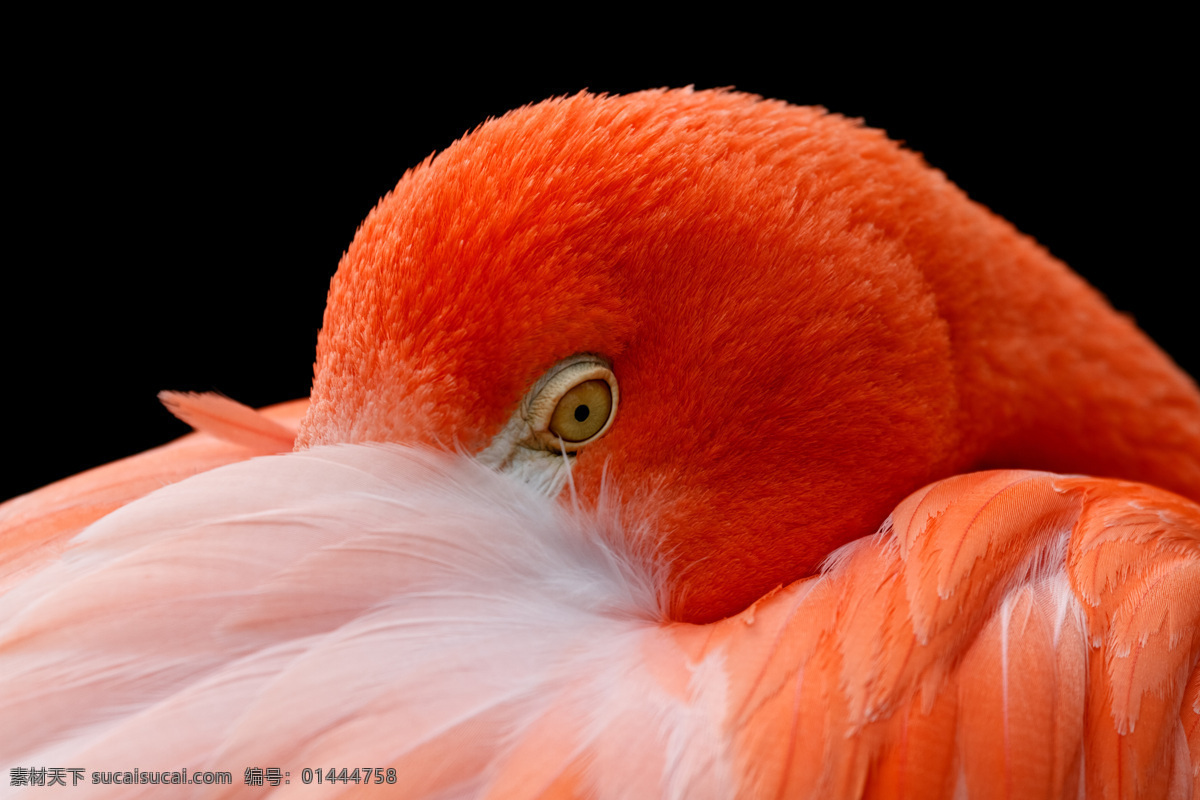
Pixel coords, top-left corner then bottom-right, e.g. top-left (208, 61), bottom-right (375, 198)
top-left (550, 380), bottom-right (612, 443)
top-left (527, 356), bottom-right (618, 453)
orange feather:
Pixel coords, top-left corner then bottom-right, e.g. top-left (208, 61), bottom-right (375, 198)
top-left (2, 89), bottom-right (1198, 798)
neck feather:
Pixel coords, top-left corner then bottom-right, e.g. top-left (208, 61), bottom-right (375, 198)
top-left (926, 208), bottom-right (1200, 501)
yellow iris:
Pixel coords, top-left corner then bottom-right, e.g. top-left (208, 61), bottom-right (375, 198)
top-left (549, 380), bottom-right (613, 443)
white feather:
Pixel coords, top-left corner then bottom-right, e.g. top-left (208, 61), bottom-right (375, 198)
top-left (0, 445), bottom-right (736, 798)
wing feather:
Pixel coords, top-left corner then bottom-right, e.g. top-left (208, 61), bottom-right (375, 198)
top-left (706, 471), bottom-right (1199, 799)
top-left (3, 458), bottom-right (1198, 798)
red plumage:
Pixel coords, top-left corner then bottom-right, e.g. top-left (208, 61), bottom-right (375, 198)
top-left (2, 89), bottom-right (1198, 798)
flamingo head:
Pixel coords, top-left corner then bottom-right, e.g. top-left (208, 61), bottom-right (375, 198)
top-left (296, 89), bottom-right (972, 623)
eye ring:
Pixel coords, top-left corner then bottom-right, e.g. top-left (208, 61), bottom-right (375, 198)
top-left (525, 355), bottom-right (618, 453)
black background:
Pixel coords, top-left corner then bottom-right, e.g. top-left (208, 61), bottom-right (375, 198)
top-left (5, 49), bottom-right (1191, 502)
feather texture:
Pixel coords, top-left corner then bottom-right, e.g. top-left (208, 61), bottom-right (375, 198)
top-left (3, 451), bottom-right (1197, 797)
top-left (158, 391), bottom-right (299, 453)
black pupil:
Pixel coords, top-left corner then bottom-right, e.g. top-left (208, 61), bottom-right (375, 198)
top-left (574, 404), bottom-right (590, 422)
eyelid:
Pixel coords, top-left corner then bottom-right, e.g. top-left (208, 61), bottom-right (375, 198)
top-left (525, 355), bottom-right (618, 451)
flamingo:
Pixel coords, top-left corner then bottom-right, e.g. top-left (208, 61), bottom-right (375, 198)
top-left (2, 88), bottom-right (1198, 798)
